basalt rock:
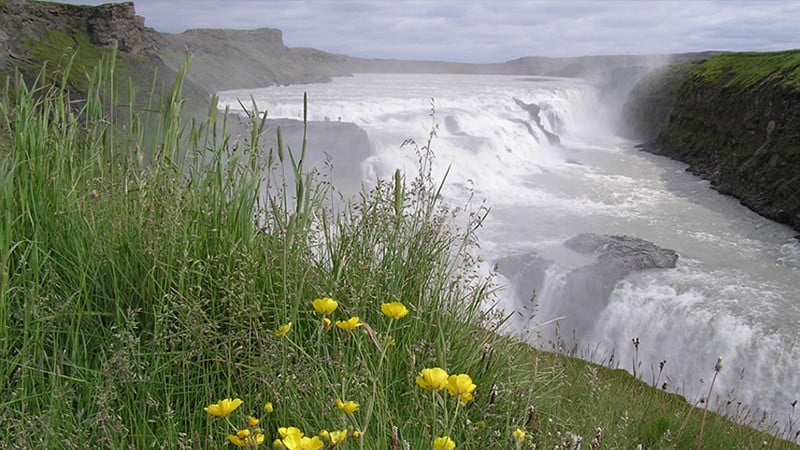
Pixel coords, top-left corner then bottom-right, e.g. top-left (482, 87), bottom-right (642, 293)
top-left (624, 52), bottom-right (800, 232)
top-left (495, 234), bottom-right (677, 338)
top-left (0, 0), bottom-right (152, 58)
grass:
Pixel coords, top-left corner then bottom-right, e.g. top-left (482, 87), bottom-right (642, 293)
top-left (0, 55), bottom-right (798, 449)
top-left (692, 50), bottom-right (800, 91)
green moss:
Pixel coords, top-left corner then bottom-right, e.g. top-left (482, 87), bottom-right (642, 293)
top-left (24, 28), bottom-right (127, 92)
top-left (692, 50), bottom-right (800, 91)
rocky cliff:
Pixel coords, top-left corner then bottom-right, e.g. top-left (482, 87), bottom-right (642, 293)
top-left (153, 27), bottom-right (353, 92)
top-left (624, 51), bottom-right (800, 232)
top-left (0, 0), bottom-right (151, 60)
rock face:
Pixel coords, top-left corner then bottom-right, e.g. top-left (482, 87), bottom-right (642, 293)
top-left (563, 233), bottom-right (678, 274)
top-left (0, 0), bottom-right (152, 58)
top-left (496, 234), bottom-right (678, 339)
top-left (87, 2), bottom-right (149, 54)
top-left (513, 97), bottom-right (560, 144)
top-left (152, 27), bottom-right (352, 92)
top-left (552, 234), bottom-right (677, 334)
top-left (624, 51), bottom-right (800, 232)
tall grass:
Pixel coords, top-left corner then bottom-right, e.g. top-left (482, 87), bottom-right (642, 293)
top-left (1, 54), bottom-right (797, 449)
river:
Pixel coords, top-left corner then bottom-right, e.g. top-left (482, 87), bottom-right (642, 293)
top-left (218, 73), bottom-right (800, 434)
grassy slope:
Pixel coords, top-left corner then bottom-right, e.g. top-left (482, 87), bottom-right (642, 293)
top-left (692, 50), bottom-right (800, 91)
top-left (1, 38), bottom-right (798, 450)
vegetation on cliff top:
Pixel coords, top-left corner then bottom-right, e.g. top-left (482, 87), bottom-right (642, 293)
top-left (692, 50), bottom-right (800, 90)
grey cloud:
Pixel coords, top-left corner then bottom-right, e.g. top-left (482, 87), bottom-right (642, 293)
top-left (54, 0), bottom-right (800, 62)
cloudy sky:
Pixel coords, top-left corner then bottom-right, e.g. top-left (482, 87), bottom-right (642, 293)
top-left (60, 0), bottom-right (800, 63)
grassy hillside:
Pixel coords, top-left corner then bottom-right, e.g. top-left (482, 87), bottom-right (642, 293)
top-left (1, 52), bottom-right (798, 449)
top-left (692, 50), bottom-right (800, 91)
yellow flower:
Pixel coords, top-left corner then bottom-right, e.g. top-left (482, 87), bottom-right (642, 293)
top-left (312, 297), bottom-right (338, 315)
top-left (335, 398), bottom-right (359, 414)
top-left (300, 437), bottom-right (324, 450)
top-left (228, 428), bottom-right (264, 447)
top-left (264, 402), bottom-right (274, 414)
top-left (416, 367), bottom-right (449, 391)
top-left (328, 429), bottom-right (348, 446)
top-left (229, 433), bottom-right (246, 447)
top-left (351, 430), bottom-right (361, 439)
top-left (447, 373), bottom-right (476, 403)
top-left (282, 433), bottom-right (301, 450)
top-left (277, 428), bottom-right (324, 450)
top-left (335, 316), bottom-right (362, 331)
top-left (513, 427), bottom-right (526, 443)
top-left (283, 433), bottom-right (323, 450)
top-left (323, 317), bottom-right (332, 330)
top-left (279, 427), bottom-right (303, 439)
top-left (432, 436), bottom-right (456, 450)
top-left (274, 322), bottom-right (292, 338)
top-left (204, 398), bottom-right (243, 417)
top-left (249, 416), bottom-right (260, 427)
top-left (381, 301), bottom-right (409, 319)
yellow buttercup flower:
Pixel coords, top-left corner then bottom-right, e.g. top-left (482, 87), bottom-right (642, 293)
top-left (300, 436), bottom-right (324, 450)
top-left (513, 427), bottom-right (526, 443)
top-left (335, 316), bottom-right (362, 331)
top-left (204, 398), bottom-right (243, 417)
top-left (335, 398), bottom-right (359, 414)
top-left (381, 301), bottom-right (409, 319)
top-left (282, 433), bottom-right (302, 450)
top-left (351, 430), bottom-right (361, 439)
top-left (323, 317), bottom-right (332, 330)
top-left (279, 427), bottom-right (303, 439)
top-left (274, 322), bottom-right (292, 338)
top-left (264, 401), bottom-right (274, 414)
top-left (432, 436), bottom-right (456, 450)
top-left (228, 428), bottom-right (264, 447)
top-left (312, 297), bottom-right (338, 315)
top-left (447, 373), bottom-right (476, 403)
top-left (328, 429), bottom-right (348, 446)
top-left (416, 367), bottom-right (449, 391)
top-left (249, 416), bottom-right (260, 427)
top-left (229, 432), bottom-right (246, 447)
top-left (278, 427), bottom-right (326, 450)
top-left (283, 433), bottom-right (323, 450)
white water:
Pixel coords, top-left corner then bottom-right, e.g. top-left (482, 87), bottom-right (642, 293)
top-left (219, 73), bottom-right (800, 433)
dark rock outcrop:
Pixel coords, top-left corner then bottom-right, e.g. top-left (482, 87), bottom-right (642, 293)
top-left (563, 233), bottom-right (679, 273)
top-left (496, 234), bottom-right (677, 338)
top-left (551, 233), bottom-right (677, 334)
top-left (513, 97), bottom-right (560, 145)
top-left (86, 2), bottom-right (150, 54)
top-left (0, 0), bottom-right (152, 60)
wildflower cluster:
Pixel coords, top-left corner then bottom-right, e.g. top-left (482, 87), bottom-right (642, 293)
top-left (416, 368), bottom-right (477, 404)
top-left (204, 398), bottom-right (359, 449)
top-left (413, 367), bottom-right (479, 448)
top-left (203, 398), bottom-right (266, 448)
top-left (207, 297), bottom-right (414, 447)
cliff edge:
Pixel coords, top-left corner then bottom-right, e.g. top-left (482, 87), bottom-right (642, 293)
top-left (624, 51), bottom-right (800, 232)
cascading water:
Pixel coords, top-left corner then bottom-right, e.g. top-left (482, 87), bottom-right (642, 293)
top-left (218, 73), bottom-right (800, 434)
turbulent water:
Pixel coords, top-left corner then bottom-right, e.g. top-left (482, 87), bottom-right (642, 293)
top-left (219, 73), bottom-right (800, 432)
